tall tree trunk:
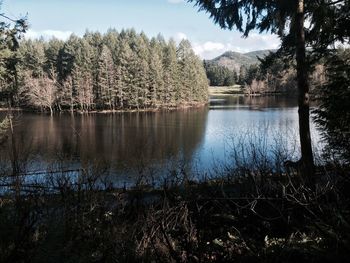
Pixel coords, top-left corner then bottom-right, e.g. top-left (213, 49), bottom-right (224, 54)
top-left (295, 0), bottom-right (315, 178)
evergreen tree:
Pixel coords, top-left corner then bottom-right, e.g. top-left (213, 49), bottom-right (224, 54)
top-left (18, 39), bottom-right (45, 78)
top-left (177, 39), bottom-right (196, 102)
top-left (0, 8), bottom-right (27, 106)
top-left (193, 57), bottom-right (209, 102)
top-left (238, 65), bottom-right (247, 85)
top-left (115, 38), bottom-right (133, 109)
top-left (314, 48), bottom-right (350, 162)
top-left (204, 61), bottom-right (237, 86)
top-left (131, 33), bottom-right (150, 109)
top-left (72, 38), bottom-right (94, 111)
top-left (148, 38), bottom-right (164, 107)
top-left (103, 29), bottom-right (120, 63)
top-left (44, 38), bottom-right (64, 74)
top-left (163, 39), bottom-right (178, 106)
top-left (58, 34), bottom-right (80, 81)
top-left (98, 45), bottom-right (115, 109)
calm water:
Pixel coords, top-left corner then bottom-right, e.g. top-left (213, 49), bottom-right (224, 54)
top-left (0, 96), bottom-right (323, 185)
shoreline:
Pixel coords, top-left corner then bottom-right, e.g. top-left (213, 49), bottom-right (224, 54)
top-left (0, 102), bottom-right (208, 115)
top-left (208, 86), bottom-right (289, 96)
top-left (0, 107), bottom-right (23, 112)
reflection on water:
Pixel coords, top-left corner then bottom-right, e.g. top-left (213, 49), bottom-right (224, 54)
top-left (0, 109), bottom-right (208, 174)
top-left (0, 95), bottom-right (324, 182)
top-left (200, 95), bottom-right (322, 173)
top-left (209, 95), bottom-right (298, 110)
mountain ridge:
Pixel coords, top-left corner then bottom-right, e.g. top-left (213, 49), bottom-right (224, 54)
top-left (207, 49), bottom-right (277, 72)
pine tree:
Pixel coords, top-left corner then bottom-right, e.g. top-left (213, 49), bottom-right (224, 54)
top-left (98, 45), bottom-right (115, 109)
top-left (132, 33), bottom-right (150, 109)
top-left (162, 39), bottom-right (178, 106)
top-left (148, 38), bottom-right (164, 107)
top-left (18, 39), bottom-right (46, 78)
top-left (177, 39), bottom-right (206, 103)
top-left (314, 48), bottom-right (350, 162)
top-left (0, 9), bottom-right (27, 106)
top-left (71, 38), bottom-right (94, 111)
top-left (44, 38), bottom-right (64, 74)
top-left (115, 38), bottom-right (133, 109)
top-left (103, 29), bottom-right (120, 64)
top-left (193, 57), bottom-right (209, 102)
top-left (58, 34), bottom-right (80, 81)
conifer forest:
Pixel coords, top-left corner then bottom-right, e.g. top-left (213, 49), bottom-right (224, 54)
top-left (1, 30), bottom-right (208, 113)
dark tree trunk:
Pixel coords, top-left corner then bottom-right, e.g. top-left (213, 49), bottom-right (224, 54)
top-left (295, 0), bottom-right (315, 178)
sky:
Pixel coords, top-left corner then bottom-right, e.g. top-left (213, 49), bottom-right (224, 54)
top-left (2, 0), bottom-right (281, 59)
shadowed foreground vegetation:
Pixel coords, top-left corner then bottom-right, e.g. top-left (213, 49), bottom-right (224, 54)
top-left (0, 138), bottom-right (349, 263)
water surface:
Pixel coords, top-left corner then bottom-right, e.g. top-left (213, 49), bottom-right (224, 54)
top-left (0, 95), bottom-right (323, 185)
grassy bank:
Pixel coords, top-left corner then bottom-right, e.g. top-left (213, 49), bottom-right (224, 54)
top-left (209, 85), bottom-right (243, 95)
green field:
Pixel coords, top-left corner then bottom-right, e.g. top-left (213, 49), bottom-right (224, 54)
top-left (208, 85), bottom-right (243, 95)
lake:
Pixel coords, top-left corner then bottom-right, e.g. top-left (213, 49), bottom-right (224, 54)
top-left (0, 95), bottom-right (324, 186)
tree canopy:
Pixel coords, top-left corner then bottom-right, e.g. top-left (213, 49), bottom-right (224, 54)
top-left (0, 7), bottom-right (27, 101)
top-left (188, 0), bottom-right (349, 51)
top-left (0, 5), bottom-right (27, 140)
top-left (204, 60), bottom-right (237, 86)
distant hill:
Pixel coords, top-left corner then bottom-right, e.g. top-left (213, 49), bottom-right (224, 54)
top-left (208, 49), bottom-right (276, 72)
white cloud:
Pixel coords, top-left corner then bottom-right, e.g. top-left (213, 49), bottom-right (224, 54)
top-left (25, 29), bottom-right (73, 41)
top-left (192, 41), bottom-right (225, 56)
top-left (247, 33), bottom-right (280, 50)
top-left (167, 0), bottom-right (185, 4)
top-left (174, 32), bottom-right (188, 42)
top-left (191, 34), bottom-right (281, 59)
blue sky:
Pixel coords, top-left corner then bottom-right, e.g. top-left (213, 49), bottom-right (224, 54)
top-left (2, 0), bottom-right (280, 59)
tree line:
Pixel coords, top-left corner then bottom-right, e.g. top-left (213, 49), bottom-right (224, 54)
top-left (1, 29), bottom-right (209, 113)
top-left (203, 60), bottom-right (238, 86)
top-left (241, 56), bottom-right (327, 95)
top-left (204, 56), bottom-right (325, 90)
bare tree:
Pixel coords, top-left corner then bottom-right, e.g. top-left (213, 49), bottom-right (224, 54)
top-left (22, 70), bottom-right (57, 115)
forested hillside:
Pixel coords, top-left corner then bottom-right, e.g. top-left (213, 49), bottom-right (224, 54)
top-left (205, 48), bottom-right (327, 94)
top-left (203, 60), bottom-right (238, 86)
top-left (0, 29), bottom-right (208, 113)
top-left (210, 50), bottom-right (274, 72)
top-left (204, 49), bottom-right (275, 86)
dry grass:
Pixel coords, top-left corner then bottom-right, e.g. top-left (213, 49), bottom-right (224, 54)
top-left (209, 85), bottom-right (243, 95)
